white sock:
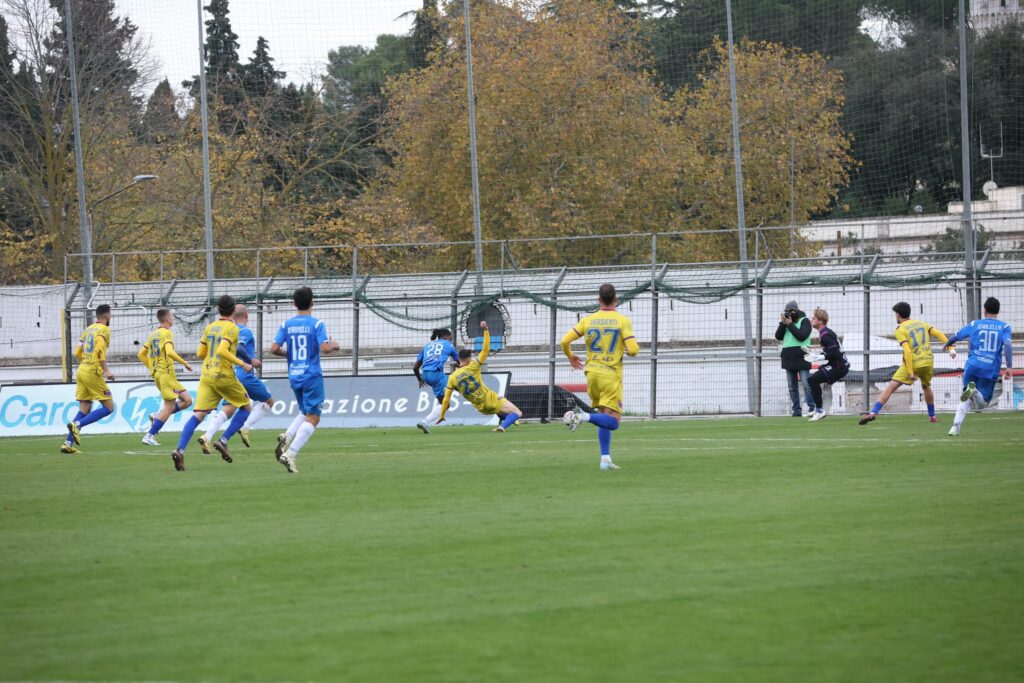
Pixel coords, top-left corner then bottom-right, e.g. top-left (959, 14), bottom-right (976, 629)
top-left (243, 402), bottom-right (270, 429)
top-left (286, 413), bottom-right (306, 439)
top-left (580, 412), bottom-right (592, 422)
top-left (203, 410), bottom-right (229, 440)
top-left (290, 421), bottom-right (316, 454)
top-left (424, 402), bottom-right (442, 425)
top-left (973, 394), bottom-right (988, 411)
top-left (601, 454), bottom-right (611, 463)
top-left (953, 399), bottom-right (971, 428)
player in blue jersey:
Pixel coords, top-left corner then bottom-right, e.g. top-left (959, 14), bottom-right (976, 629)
top-left (198, 304), bottom-right (278, 450)
top-left (270, 286), bottom-right (339, 473)
top-left (413, 328), bottom-right (459, 433)
top-left (943, 297), bottom-right (1013, 436)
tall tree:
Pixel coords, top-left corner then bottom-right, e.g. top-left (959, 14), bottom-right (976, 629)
top-left (139, 78), bottom-right (180, 142)
top-left (243, 36), bottom-right (285, 98)
top-left (410, 0), bottom-right (441, 68)
top-left (201, 0), bottom-right (241, 90)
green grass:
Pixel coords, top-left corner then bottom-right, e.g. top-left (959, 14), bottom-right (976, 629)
top-left (1, 415), bottom-right (1023, 683)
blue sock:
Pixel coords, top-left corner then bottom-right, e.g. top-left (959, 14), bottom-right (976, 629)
top-left (172, 403), bottom-right (184, 414)
top-left (871, 401), bottom-right (884, 415)
top-left (500, 413), bottom-right (519, 430)
top-left (927, 403), bottom-right (935, 417)
top-left (221, 408), bottom-right (250, 442)
top-left (77, 406), bottom-right (112, 428)
top-left (148, 418), bottom-right (165, 436)
top-left (177, 415), bottom-right (201, 451)
top-left (587, 412), bottom-right (619, 430)
top-left (598, 427), bottom-right (612, 456)
top-left (67, 410), bottom-right (85, 440)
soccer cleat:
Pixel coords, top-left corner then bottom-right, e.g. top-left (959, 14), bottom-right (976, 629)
top-left (171, 449), bottom-right (185, 471)
top-left (239, 428), bottom-right (251, 448)
top-left (948, 425), bottom-right (960, 436)
top-left (416, 421), bottom-right (430, 434)
top-left (600, 461), bottom-right (620, 471)
top-left (563, 409), bottom-right (581, 432)
top-left (929, 416), bottom-right (938, 423)
top-left (275, 433), bottom-right (290, 460)
top-left (60, 443), bottom-right (80, 454)
top-left (66, 421), bottom-right (81, 446)
top-left (493, 426), bottom-right (506, 433)
top-left (808, 411), bottom-right (827, 422)
top-left (960, 381), bottom-right (976, 403)
top-left (142, 434), bottom-right (160, 447)
top-left (197, 435), bottom-right (212, 455)
top-left (858, 412), bottom-right (877, 425)
top-left (212, 439), bottom-right (233, 463)
top-left (278, 450), bottom-right (298, 473)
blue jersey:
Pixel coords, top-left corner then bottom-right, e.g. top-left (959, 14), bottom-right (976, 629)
top-left (274, 314), bottom-right (329, 384)
top-left (949, 318), bottom-right (1013, 379)
top-left (235, 324), bottom-right (257, 380)
top-left (417, 339), bottom-right (458, 372)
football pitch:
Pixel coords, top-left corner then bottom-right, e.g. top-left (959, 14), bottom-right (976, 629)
top-left (1, 415), bottom-right (1022, 682)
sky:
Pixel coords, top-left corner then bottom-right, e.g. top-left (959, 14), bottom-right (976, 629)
top-left (114, 0), bottom-right (420, 93)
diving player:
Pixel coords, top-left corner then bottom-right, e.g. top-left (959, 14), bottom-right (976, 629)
top-left (138, 308), bottom-right (193, 446)
top-left (436, 322), bottom-right (522, 432)
top-left (62, 304), bottom-right (116, 453)
top-left (859, 301), bottom-right (949, 425)
top-left (413, 328), bottom-right (459, 433)
top-left (943, 297), bottom-right (1013, 436)
top-left (561, 283), bottom-right (640, 470)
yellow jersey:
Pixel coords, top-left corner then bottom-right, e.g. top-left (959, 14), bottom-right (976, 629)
top-left (78, 323), bottom-right (110, 369)
top-left (895, 319), bottom-right (946, 368)
top-left (567, 310), bottom-right (639, 377)
top-left (144, 327), bottom-right (178, 377)
top-left (447, 358), bottom-right (500, 411)
top-left (199, 319), bottom-right (240, 380)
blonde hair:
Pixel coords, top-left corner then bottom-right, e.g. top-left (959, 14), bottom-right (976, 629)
top-left (812, 307), bottom-right (829, 325)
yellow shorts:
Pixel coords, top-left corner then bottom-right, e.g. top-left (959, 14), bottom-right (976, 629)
top-left (154, 373), bottom-right (187, 401)
top-left (195, 376), bottom-right (250, 411)
top-left (893, 364), bottom-right (934, 387)
top-left (587, 371), bottom-right (623, 413)
top-left (75, 368), bottom-right (111, 402)
top-left (470, 389), bottom-right (506, 416)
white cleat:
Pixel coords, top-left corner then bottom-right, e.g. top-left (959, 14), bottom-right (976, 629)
top-left (948, 425), bottom-right (960, 436)
top-left (808, 411), bottom-right (827, 422)
top-left (563, 409), bottom-right (581, 432)
top-left (416, 421), bottom-right (430, 434)
top-left (141, 433), bottom-right (160, 446)
top-left (277, 449), bottom-right (298, 473)
top-left (600, 461), bottom-right (620, 471)
top-left (275, 432), bottom-right (292, 460)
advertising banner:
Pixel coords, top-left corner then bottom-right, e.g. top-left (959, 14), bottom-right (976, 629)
top-left (0, 373), bottom-right (510, 437)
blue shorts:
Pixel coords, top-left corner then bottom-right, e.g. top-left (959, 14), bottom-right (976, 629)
top-left (421, 369), bottom-right (449, 401)
top-left (292, 377), bottom-right (325, 416)
top-left (239, 374), bottom-right (272, 403)
top-left (963, 365), bottom-right (998, 403)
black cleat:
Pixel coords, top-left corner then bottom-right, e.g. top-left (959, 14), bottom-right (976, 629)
top-left (213, 439), bottom-right (233, 463)
top-left (171, 449), bottom-right (186, 471)
top-left (858, 412), bottom-right (877, 425)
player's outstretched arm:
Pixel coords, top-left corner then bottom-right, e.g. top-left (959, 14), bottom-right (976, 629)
top-left (478, 327), bottom-right (491, 364)
top-left (437, 388), bottom-right (454, 424)
top-left (216, 338), bottom-right (251, 372)
top-left (930, 327), bottom-right (949, 346)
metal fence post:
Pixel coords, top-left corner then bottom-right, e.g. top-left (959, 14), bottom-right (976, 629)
top-left (61, 307), bottom-right (72, 383)
top-left (754, 259), bottom-right (773, 417)
top-left (548, 267), bottom-right (567, 422)
top-left (255, 249), bottom-right (263, 377)
top-left (451, 270), bottom-right (470, 340)
top-left (862, 255), bottom-right (879, 413)
top-left (351, 246), bottom-right (359, 376)
top-left (649, 234), bottom-right (658, 419)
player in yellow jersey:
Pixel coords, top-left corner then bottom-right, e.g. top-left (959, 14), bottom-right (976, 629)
top-left (137, 308), bottom-right (194, 446)
top-left (170, 295), bottom-right (253, 471)
top-left (62, 303), bottom-right (116, 453)
top-left (437, 322), bottom-right (523, 432)
top-left (859, 301), bottom-right (949, 425)
top-left (561, 284), bottom-right (640, 470)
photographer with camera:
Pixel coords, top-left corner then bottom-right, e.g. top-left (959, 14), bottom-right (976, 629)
top-left (774, 299), bottom-right (814, 417)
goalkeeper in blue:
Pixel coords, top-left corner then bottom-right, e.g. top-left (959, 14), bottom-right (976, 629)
top-left (942, 297), bottom-right (1013, 436)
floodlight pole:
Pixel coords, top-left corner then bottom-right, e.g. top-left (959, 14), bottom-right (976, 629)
top-left (958, 0), bottom-right (977, 320)
top-left (65, 0), bottom-right (92, 318)
top-left (463, 0), bottom-right (484, 293)
top-left (197, 0), bottom-right (215, 309)
top-left (725, 0), bottom-right (757, 415)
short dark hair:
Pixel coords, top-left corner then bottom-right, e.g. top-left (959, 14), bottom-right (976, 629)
top-left (156, 308), bottom-right (171, 322)
top-left (431, 328), bottom-right (452, 341)
top-left (598, 283), bottom-right (616, 306)
top-left (459, 348), bottom-right (473, 361)
top-left (892, 301), bottom-right (911, 319)
top-left (984, 297), bottom-right (1000, 314)
top-left (217, 294), bottom-right (236, 317)
top-left (293, 286), bottom-right (313, 311)
top-left (95, 304), bottom-right (111, 317)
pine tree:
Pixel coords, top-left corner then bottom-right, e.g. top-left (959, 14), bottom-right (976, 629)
top-left (410, 0), bottom-right (440, 69)
top-left (140, 79), bottom-right (180, 142)
top-left (244, 36), bottom-right (285, 98)
top-left (202, 0), bottom-right (241, 89)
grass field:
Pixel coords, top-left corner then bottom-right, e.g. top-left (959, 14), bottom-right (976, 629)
top-left (1, 414), bottom-right (1022, 682)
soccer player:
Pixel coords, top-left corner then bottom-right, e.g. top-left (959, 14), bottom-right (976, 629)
top-left (270, 286), bottom-right (339, 473)
top-left (170, 295), bottom-right (253, 471)
top-left (561, 283), bottom-right (640, 470)
top-left (62, 304), bottom-right (116, 453)
top-left (804, 307), bottom-right (849, 422)
top-left (137, 308), bottom-right (193, 446)
top-left (859, 301), bottom-right (949, 425)
top-left (436, 322), bottom-right (522, 432)
top-left (199, 304), bottom-right (277, 449)
top-left (943, 296), bottom-right (1013, 436)
top-left (413, 327), bottom-right (459, 433)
